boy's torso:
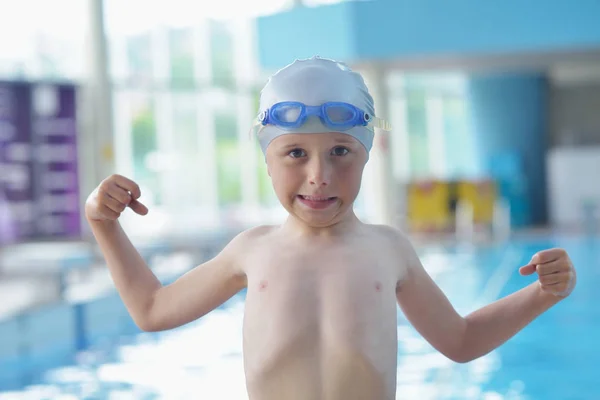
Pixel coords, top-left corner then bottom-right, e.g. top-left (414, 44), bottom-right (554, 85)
top-left (239, 224), bottom-right (405, 400)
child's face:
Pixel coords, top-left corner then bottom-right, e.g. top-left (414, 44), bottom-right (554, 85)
top-left (265, 132), bottom-right (367, 228)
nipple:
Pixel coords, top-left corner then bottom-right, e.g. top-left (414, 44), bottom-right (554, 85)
top-left (259, 280), bottom-right (268, 291)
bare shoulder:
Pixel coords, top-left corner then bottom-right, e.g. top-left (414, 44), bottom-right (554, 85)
top-left (363, 224), bottom-right (421, 281)
top-left (364, 224), bottom-right (413, 250)
top-left (226, 225), bottom-right (276, 247)
top-left (219, 225), bottom-right (278, 262)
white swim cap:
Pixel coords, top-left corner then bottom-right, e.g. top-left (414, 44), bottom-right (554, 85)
top-left (256, 56), bottom-right (380, 157)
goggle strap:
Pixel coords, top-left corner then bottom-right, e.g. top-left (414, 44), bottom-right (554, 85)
top-left (369, 116), bottom-right (392, 131)
top-left (249, 119), bottom-right (263, 139)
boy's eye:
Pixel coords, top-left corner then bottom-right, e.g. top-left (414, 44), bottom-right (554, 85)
top-left (288, 148), bottom-right (306, 158)
top-left (331, 146), bottom-right (349, 156)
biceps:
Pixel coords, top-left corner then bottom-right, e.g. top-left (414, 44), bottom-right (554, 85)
top-left (147, 258), bottom-right (246, 331)
top-left (396, 268), bottom-right (466, 357)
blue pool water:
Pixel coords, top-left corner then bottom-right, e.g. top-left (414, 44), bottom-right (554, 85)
top-left (1, 235), bottom-right (598, 399)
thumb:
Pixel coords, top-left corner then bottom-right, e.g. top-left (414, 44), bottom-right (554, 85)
top-left (519, 263), bottom-right (537, 276)
top-left (128, 199), bottom-right (149, 216)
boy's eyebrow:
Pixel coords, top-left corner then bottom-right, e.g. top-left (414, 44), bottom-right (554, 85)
top-left (333, 137), bottom-right (357, 144)
top-left (278, 137), bottom-right (357, 149)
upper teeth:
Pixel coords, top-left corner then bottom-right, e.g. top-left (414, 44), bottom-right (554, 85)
top-left (303, 196), bottom-right (329, 201)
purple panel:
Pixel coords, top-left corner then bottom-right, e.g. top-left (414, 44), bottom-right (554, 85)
top-left (30, 84), bottom-right (81, 239)
top-left (0, 82), bottom-right (35, 244)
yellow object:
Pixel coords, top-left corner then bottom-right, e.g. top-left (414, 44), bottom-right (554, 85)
top-left (407, 181), bottom-right (451, 231)
top-left (457, 180), bottom-right (496, 224)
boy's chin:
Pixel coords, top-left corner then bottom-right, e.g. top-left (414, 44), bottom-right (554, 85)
top-left (291, 205), bottom-right (354, 228)
top-left (299, 216), bottom-right (340, 228)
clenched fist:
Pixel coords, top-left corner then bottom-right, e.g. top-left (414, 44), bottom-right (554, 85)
top-left (85, 174), bottom-right (149, 222)
top-left (519, 248), bottom-right (576, 298)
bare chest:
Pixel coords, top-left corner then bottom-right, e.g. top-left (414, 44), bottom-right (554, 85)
top-left (240, 239), bottom-right (402, 399)
top-left (243, 248), bottom-right (399, 343)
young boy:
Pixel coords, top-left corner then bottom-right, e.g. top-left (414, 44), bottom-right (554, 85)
top-left (85, 57), bottom-right (576, 400)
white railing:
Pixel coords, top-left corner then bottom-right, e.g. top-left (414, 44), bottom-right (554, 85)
top-left (492, 198), bottom-right (512, 242)
top-left (455, 200), bottom-right (475, 243)
top-left (582, 200), bottom-right (599, 236)
top-left (455, 198), bottom-right (512, 243)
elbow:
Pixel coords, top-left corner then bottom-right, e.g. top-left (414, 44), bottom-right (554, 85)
top-left (135, 314), bottom-right (175, 332)
top-left (131, 297), bottom-right (164, 332)
top-left (447, 348), bottom-right (490, 364)
top-left (135, 319), bottom-right (161, 333)
top-left (132, 314), bottom-right (162, 332)
top-left (440, 341), bottom-right (479, 363)
top-left (444, 333), bottom-right (489, 364)
top-left (446, 351), bottom-right (474, 364)
top-left (437, 345), bottom-right (473, 364)
top-left (445, 318), bottom-right (475, 364)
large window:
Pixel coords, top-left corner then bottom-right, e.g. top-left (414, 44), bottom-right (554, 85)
top-left (215, 108), bottom-right (242, 206)
top-left (442, 95), bottom-right (471, 178)
top-left (210, 21), bottom-right (236, 89)
top-left (106, 9), bottom-right (276, 230)
top-left (389, 73), bottom-right (474, 181)
top-left (169, 28), bottom-right (195, 87)
top-left (170, 94), bottom-right (202, 208)
top-left (129, 95), bottom-right (161, 204)
top-left (405, 88), bottom-right (430, 177)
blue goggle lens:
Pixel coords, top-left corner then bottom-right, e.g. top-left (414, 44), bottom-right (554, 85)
top-left (324, 104), bottom-right (356, 125)
top-left (272, 103), bottom-right (303, 124)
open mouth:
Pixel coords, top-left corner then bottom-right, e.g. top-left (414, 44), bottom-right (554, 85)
top-left (298, 195), bottom-right (337, 201)
top-left (297, 195), bottom-right (338, 210)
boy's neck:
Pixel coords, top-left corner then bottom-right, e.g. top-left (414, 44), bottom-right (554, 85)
top-left (280, 210), bottom-right (362, 238)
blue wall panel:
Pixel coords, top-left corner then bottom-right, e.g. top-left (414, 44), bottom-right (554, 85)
top-left (354, 0), bottom-right (600, 59)
top-left (466, 72), bottom-right (549, 225)
top-left (257, 2), bottom-right (358, 71)
top-left (257, 0), bottom-right (600, 69)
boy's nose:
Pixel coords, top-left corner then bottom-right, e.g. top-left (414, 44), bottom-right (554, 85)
top-left (307, 158), bottom-right (331, 186)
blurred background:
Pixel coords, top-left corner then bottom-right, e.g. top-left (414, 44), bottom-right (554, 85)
top-left (0, 0), bottom-right (599, 398)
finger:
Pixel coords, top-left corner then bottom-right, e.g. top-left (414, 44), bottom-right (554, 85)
top-left (112, 175), bottom-right (142, 200)
top-left (103, 185), bottom-right (131, 206)
top-left (99, 180), bottom-right (131, 205)
top-left (539, 271), bottom-right (571, 286)
top-left (536, 260), bottom-right (570, 276)
top-left (99, 204), bottom-right (120, 220)
top-left (519, 264), bottom-right (537, 276)
top-left (531, 248), bottom-right (566, 264)
top-left (128, 199), bottom-right (149, 216)
top-left (102, 193), bottom-right (127, 214)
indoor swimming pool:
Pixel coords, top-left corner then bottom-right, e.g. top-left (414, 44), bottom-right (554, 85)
top-left (1, 235), bottom-right (597, 399)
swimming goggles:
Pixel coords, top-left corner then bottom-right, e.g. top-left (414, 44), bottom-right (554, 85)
top-left (252, 101), bottom-right (392, 133)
